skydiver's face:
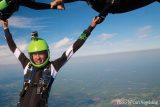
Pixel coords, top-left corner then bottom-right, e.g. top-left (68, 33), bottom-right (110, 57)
top-left (32, 52), bottom-right (47, 64)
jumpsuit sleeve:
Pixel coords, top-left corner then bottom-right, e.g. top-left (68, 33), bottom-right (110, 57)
top-left (53, 25), bottom-right (95, 71)
top-left (4, 28), bottom-right (30, 69)
top-left (20, 0), bottom-right (51, 9)
top-left (63, 0), bottom-right (80, 3)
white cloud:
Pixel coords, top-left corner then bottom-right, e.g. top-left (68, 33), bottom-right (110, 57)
top-left (0, 39), bottom-right (28, 65)
top-left (0, 45), bottom-right (11, 57)
top-left (136, 25), bottom-right (152, 38)
top-left (91, 32), bottom-right (116, 48)
top-left (9, 16), bottom-right (47, 29)
top-left (16, 39), bottom-right (28, 51)
top-left (9, 16), bottom-right (33, 28)
top-left (98, 33), bottom-right (115, 41)
top-left (52, 37), bottom-right (73, 49)
top-left (0, 45), bottom-right (19, 65)
top-left (153, 35), bottom-right (160, 39)
top-left (49, 37), bottom-right (74, 58)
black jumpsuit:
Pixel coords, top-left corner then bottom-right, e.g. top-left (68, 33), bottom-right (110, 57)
top-left (3, 25), bottom-right (94, 107)
top-left (0, 0), bottom-right (51, 20)
top-left (64, 0), bottom-right (158, 17)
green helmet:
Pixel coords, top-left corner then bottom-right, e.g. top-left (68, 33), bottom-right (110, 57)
top-left (0, 0), bottom-right (8, 11)
top-left (28, 38), bottom-right (50, 68)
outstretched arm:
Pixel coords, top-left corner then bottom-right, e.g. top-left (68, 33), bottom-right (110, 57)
top-left (1, 20), bottom-right (29, 68)
top-left (52, 17), bottom-right (100, 71)
top-left (20, 0), bottom-right (57, 9)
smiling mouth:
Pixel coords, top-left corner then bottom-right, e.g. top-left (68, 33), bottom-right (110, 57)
top-left (34, 59), bottom-right (45, 64)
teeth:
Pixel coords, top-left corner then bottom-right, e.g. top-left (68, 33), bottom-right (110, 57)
top-left (35, 59), bottom-right (44, 64)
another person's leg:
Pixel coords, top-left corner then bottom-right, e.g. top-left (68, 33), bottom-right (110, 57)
top-left (63, 0), bottom-right (87, 3)
top-left (51, 0), bottom-right (88, 9)
top-left (109, 0), bottom-right (156, 14)
top-left (50, 0), bottom-right (87, 9)
top-left (95, 0), bottom-right (114, 24)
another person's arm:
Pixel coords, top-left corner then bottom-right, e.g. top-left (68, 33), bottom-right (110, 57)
top-left (20, 0), bottom-right (57, 9)
top-left (53, 17), bottom-right (100, 71)
top-left (1, 20), bottom-right (30, 68)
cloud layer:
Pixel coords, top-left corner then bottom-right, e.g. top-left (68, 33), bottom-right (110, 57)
top-left (136, 25), bottom-right (152, 38)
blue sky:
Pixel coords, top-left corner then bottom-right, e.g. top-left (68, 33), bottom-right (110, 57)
top-left (0, 1), bottom-right (160, 65)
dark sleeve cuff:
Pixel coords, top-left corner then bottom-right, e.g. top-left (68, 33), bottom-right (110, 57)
top-left (4, 28), bottom-right (9, 33)
top-left (4, 28), bottom-right (11, 36)
top-left (85, 26), bottom-right (95, 35)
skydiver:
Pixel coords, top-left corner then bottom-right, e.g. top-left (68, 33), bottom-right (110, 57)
top-left (0, 0), bottom-right (62, 20)
top-left (51, 0), bottom-right (160, 23)
top-left (1, 16), bottom-right (101, 107)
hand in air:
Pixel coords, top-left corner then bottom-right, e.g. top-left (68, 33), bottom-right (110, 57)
top-left (1, 19), bottom-right (8, 29)
top-left (50, 0), bottom-right (64, 10)
top-left (90, 16), bottom-right (101, 28)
